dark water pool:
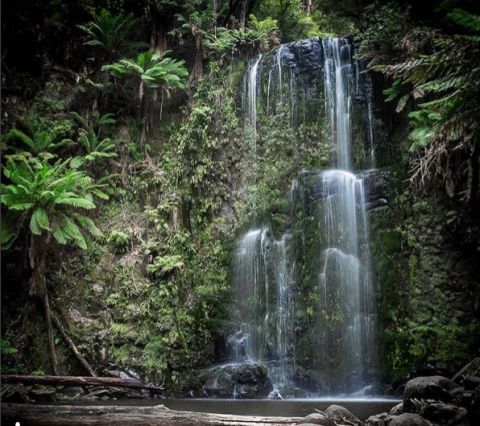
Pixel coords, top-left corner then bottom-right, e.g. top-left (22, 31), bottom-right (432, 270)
top-left (70, 398), bottom-right (400, 421)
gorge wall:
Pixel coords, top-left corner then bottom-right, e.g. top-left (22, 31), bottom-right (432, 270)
top-left (2, 35), bottom-right (479, 397)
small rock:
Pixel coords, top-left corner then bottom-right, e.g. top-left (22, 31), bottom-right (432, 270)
top-left (365, 412), bottom-right (391, 426)
top-left (325, 405), bottom-right (361, 424)
top-left (389, 413), bottom-right (431, 426)
top-left (299, 412), bottom-right (335, 426)
top-left (390, 402), bottom-right (404, 415)
top-left (58, 386), bottom-right (85, 399)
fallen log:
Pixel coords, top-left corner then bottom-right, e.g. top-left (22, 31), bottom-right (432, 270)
top-left (1, 403), bottom-right (302, 426)
top-left (0, 375), bottom-right (163, 394)
top-left (51, 312), bottom-right (96, 377)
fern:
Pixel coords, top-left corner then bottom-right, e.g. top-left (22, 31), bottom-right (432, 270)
top-left (77, 9), bottom-right (145, 60)
top-left (377, 10), bottom-right (480, 199)
top-left (1, 155), bottom-right (106, 249)
top-left (102, 50), bottom-right (188, 94)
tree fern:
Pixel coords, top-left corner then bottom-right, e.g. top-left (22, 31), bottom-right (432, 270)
top-left (102, 50), bottom-right (188, 95)
top-left (376, 10), bottom-right (480, 201)
top-left (1, 155), bottom-right (105, 249)
top-left (77, 9), bottom-right (144, 61)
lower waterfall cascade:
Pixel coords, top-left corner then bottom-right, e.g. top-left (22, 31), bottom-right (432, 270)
top-left (229, 37), bottom-right (379, 398)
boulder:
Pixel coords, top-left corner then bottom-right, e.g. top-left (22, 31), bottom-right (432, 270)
top-left (201, 362), bottom-right (273, 399)
top-left (325, 405), bottom-right (361, 424)
top-left (365, 412), bottom-right (391, 426)
top-left (299, 412), bottom-right (335, 426)
top-left (389, 413), bottom-right (431, 426)
top-left (390, 402), bottom-right (404, 415)
top-left (421, 401), bottom-right (468, 425)
top-left (404, 376), bottom-right (457, 405)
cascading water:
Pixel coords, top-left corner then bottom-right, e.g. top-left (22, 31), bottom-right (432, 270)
top-left (231, 227), bottom-right (269, 362)
top-left (316, 38), bottom-right (377, 392)
top-left (230, 37), bottom-right (379, 398)
top-left (247, 55), bottom-right (262, 144)
top-left (270, 233), bottom-right (295, 389)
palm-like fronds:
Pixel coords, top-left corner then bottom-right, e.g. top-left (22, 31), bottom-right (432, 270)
top-left (5, 128), bottom-right (74, 155)
top-left (102, 50), bottom-right (188, 92)
top-left (78, 129), bottom-right (118, 162)
top-left (376, 11), bottom-right (480, 198)
top-left (77, 9), bottom-right (144, 60)
top-left (1, 154), bottom-right (106, 249)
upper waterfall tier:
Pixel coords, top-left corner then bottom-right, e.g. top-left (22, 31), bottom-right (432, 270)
top-left (243, 37), bottom-right (377, 171)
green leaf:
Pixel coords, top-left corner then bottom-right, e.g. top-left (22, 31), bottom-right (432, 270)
top-left (396, 94), bottom-right (410, 113)
top-left (52, 226), bottom-right (68, 245)
top-left (32, 208), bottom-right (50, 231)
top-left (75, 214), bottom-right (103, 238)
top-left (62, 217), bottom-right (87, 249)
top-left (55, 197), bottom-right (95, 209)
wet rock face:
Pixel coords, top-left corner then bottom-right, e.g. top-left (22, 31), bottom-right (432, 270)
top-left (201, 363), bottom-right (273, 399)
top-left (301, 168), bottom-right (389, 210)
top-left (279, 38), bottom-right (323, 72)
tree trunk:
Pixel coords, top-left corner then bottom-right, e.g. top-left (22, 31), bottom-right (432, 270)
top-left (1, 403), bottom-right (301, 426)
top-left (188, 32), bottom-right (204, 85)
top-left (28, 234), bottom-right (58, 375)
top-left (306, 0), bottom-right (314, 15)
top-left (470, 138), bottom-right (479, 209)
top-left (1, 375), bottom-right (163, 393)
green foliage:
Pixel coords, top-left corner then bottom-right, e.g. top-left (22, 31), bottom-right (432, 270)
top-left (1, 154), bottom-right (105, 249)
top-left (356, 2), bottom-right (410, 59)
top-left (77, 9), bottom-right (143, 60)
top-left (205, 18), bottom-right (279, 60)
top-left (147, 255), bottom-right (184, 277)
top-left (107, 230), bottom-right (131, 253)
top-left (102, 50), bottom-right (188, 92)
top-left (78, 129), bottom-right (118, 162)
top-left (4, 128), bottom-right (74, 155)
top-left (0, 339), bottom-right (23, 374)
top-left (378, 10), bottom-right (480, 196)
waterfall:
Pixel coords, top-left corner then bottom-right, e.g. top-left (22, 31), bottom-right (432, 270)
top-left (317, 38), bottom-right (376, 391)
top-left (231, 227), bottom-right (269, 362)
top-left (271, 233), bottom-right (294, 388)
top-left (323, 38), bottom-right (354, 171)
top-left (230, 37), bottom-right (378, 397)
top-left (316, 170), bottom-right (375, 390)
top-left (247, 55), bottom-right (262, 144)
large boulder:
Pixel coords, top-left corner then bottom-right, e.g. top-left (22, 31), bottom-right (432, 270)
top-left (202, 362), bottom-right (273, 399)
top-left (389, 413), bottom-right (431, 426)
top-left (325, 405), bottom-right (361, 425)
top-left (421, 401), bottom-right (468, 425)
top-left (404, 376), bottom-right (457, 405)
